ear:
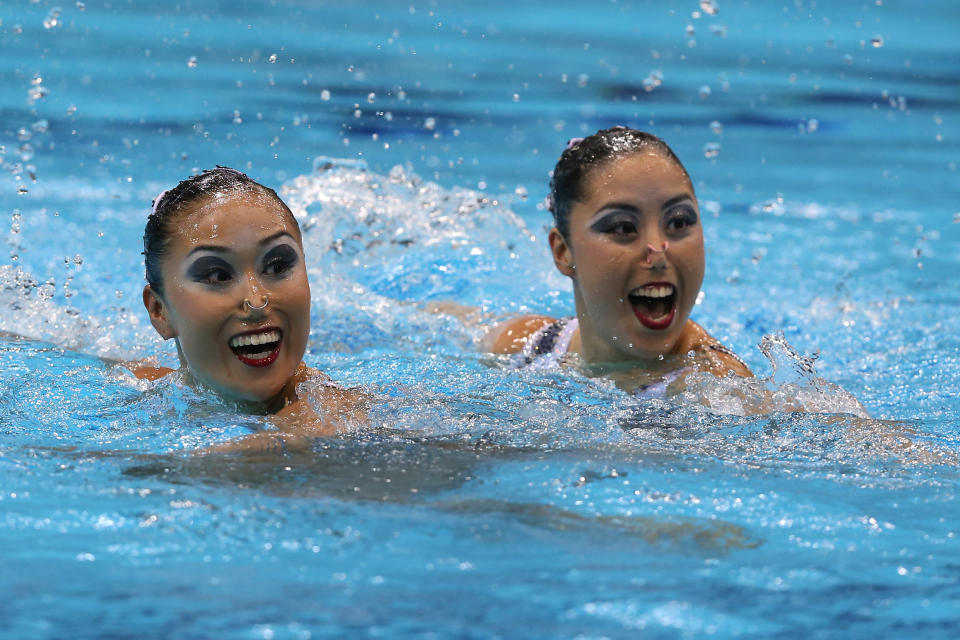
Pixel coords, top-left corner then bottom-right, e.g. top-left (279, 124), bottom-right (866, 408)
top-left (548, 227), bottom-right (576, 278)
top-left (142, 285), bottom-right (176, 340)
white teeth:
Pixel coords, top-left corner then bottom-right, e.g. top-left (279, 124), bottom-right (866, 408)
top-left (632, 284), bottom-right (675, 298)
top-left (229, 329), bottom-right (280, 348)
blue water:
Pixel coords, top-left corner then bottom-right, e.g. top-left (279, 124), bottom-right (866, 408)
top-left (2, 1), bottom-right (960, 637)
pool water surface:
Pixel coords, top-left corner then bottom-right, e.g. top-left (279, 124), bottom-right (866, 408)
top-left (2, 1), bottom-right (960, 637)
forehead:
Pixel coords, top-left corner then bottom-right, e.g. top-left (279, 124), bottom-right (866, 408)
top-left (170, 189), bottom-right (301, 246)
top-left (581, 151), bottom-right (692, 203)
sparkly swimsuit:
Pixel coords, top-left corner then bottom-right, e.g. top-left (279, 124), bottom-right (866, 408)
top-left (514, 316), bottom-right (690, 398)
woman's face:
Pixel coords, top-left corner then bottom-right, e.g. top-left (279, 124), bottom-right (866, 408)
top-left (550, 151), bottom-right (705, 364)
top-left (144, 190), bottom-right (311, 406)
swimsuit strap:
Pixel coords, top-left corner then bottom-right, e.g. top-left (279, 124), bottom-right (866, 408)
top-left (707, 342), bottom-right (749, 370)
top-left (517, 316), bottom-right (579, 369)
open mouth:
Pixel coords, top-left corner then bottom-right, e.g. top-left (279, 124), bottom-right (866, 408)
top-left (628, 283), bottom-right (677, 331)
top-left (228, 328), bottom-right (282, 367)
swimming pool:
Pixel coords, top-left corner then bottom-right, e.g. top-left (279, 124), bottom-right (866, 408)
top-left (2, 0), bottom-right (959, 637)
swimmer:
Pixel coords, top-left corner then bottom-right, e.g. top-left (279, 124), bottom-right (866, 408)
top-left (488, 127), bottom-right (751, 393)
top-left (133, 167), bottom-right (364, 438)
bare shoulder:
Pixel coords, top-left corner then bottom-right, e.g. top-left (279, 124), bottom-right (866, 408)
top-left (680, 321), bottom-right (753, 378)
top-left (127, 362), bottom-right (176, 381)
top-left (485, 315), bottom-right (556, 355)
top-left (273, 365), bottom-right (369, 432)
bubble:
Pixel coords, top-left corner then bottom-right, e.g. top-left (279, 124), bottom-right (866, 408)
top-left (698, 85), bottom-right (712, 99)
top-left (702, 142), bottom-right (721, 158)
top-left (17, 185), bottom-right (28, 195)
top-left (871, 35), bottom-right (884, 48)
top-left (268, 53), bottom-right (278, 63)
top-left (76, 1), bottom-right (85, 9)
top-left (367, 92), bottom-right (376, 104)
top-left (709, 120), bottom-right (723, 135)
top-left (66, 104), bottom-right (77, 115)
top-left (953, 213), bottom-right (960, 223)
top-left (31, 119), bottom-right (49, 133)
top-left (843, 54), bottom-right (853, 65)
top-left (423, 117), bottom-right (436, 131)
top-left (710, 24), bottom-right (728, 37)
top-left (514, 185), bottom-right (528, 200)
top-left (232, 110), bottom-right (242, 124)
top-left (320, 89), bottom-right (331, 101)
top-left (512, 93), bottom-right (520, 102)
top-left (700, 0), bottom-right (718, 15)
top-left (187, 56), bottom-right (198, 68)
top-left (73, 254), bottom-right (83, 266)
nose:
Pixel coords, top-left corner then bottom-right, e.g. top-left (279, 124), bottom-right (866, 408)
top-left (643, 240), bottom-right (670, 267)
top-left (240, 271), bottom-right (269, 312)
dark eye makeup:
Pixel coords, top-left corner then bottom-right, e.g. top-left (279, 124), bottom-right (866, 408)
top-left (664, 204), bottom-right (698, 231)
top-left (591, 211), bottom-right (639, 236)
top-left (187, 256), bottom-right (234, 284)
top-left (262, 244), bottom-right (299, 277)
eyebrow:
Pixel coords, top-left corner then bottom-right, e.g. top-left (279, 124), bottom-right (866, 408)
top-left (594, 193), bottom-right (695, 215)
top-left (185, 231), bottom-right (297, 259)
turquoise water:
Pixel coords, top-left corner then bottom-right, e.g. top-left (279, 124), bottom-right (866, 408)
top-left (2, 1), bottom-right (960, 637)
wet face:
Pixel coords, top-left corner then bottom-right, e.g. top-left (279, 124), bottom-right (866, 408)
top-left (143, 190), bottom-right (311, 406)
top-left (549, 152), bottom-right (705, 364)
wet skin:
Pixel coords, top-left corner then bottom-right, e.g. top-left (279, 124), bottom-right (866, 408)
top-left (549, 151), bottom-right (705, 364)
top-left (142, 190), bottom-right (311, 411)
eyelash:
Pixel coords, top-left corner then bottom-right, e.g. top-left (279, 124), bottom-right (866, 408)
top-left (264, 255), bottom-right (295, 276)
top-left (595, 217), bottom-right (638, 237)
top-left (665, 207), bottom-right (698, 231)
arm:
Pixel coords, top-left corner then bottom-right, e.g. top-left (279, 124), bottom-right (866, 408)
top-left (484, 315), bottom-right (556, 355)
top-left (680, 320), bottom-right (753, 378)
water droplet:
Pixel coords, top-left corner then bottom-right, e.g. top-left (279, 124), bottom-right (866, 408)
top-left (514, 185), bottom-right (528, 200)
top-left (685, 24), bottom-right (696, 37)
top-left (17, 185), bottom-right (28, 195)
top-left (43, 8), bottom-right (62, 29)
top-left (367, 92), bottom-right (376, 104)
top-left (423, 117), bottom-right (436, 131)
top-left (843, 54), bottom-right (853, 65)
top-left (512, 93), bottom-right (520, 102)
top-left (320, 89), bottom-right (331, 101)
top-left (642, 70), bottom-right (663, 92)
top-left (709, 24), bottom-right (727, 37)
top-left (268, 53), bottom-right (278, 63)
top-left (187, 56), bottom-right (198, 68)
top-left (709, 120), bottom-right (723, 135)
top-left (871, 35), bottom-right (884, 48)
top-left (702, 142), bottom-right (721, 158)
top-left (699, 0), bottom-right (718, 15)
top-left (76, 1), bottom-right (86, 10)
top-left (232, 110), bottom-right (242, 124)
top-left (31, 119), bottom-right (49, 133)
top-left (66, 104), bottom-right (77, 115)
top-left (73, 254), bottom-right (83, 266)
top-left (698, 85), bottom-right (712, 99)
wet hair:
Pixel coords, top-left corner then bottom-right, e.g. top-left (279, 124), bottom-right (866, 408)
top-left (144, 166), bottom-right (299, 297)
top-left (547, 126), bottom-right (691, 238)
